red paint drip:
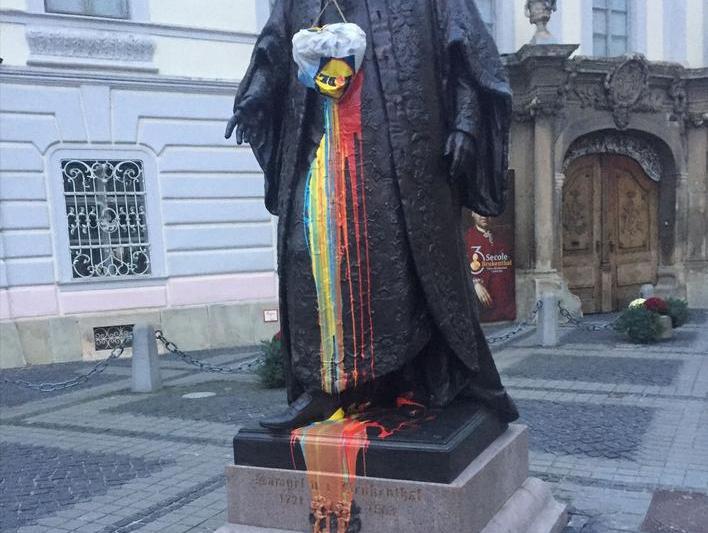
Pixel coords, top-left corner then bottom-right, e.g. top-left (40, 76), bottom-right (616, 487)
top-left (329, 73), bottom-right (375, 386)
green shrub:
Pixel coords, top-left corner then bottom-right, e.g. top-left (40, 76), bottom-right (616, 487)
top-left (666, 298), bottom-right (689, 328)
top-left (257, 335), bottom-right (285, 388)
top-left (613, 306), bottom-right (662, 343)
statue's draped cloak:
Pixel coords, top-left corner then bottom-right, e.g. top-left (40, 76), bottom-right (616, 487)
top-left (234, 0), bottom-right (513, 407)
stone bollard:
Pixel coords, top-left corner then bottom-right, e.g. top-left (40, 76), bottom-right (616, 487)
top-left (131, 323), bottom-right (162, 393)
top-left (640, 284), bottom-right (655, 298)
top-left (537, 293), bottom-right (559, 347)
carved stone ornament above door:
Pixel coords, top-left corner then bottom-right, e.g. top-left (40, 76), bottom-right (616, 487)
top-left (604, 55), bottom-right (650, 129)
top-left (563, 133), bottom-right (663, 183)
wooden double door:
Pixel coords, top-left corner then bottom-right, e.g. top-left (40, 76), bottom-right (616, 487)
top-left (562, 155), bottom-right (659, 313)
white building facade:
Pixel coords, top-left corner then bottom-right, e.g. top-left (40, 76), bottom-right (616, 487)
top-left (0, 0), bottom-right (706, 367)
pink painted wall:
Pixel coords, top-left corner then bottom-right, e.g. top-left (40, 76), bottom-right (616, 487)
top-left (0, 272), bottom-right (278, 320)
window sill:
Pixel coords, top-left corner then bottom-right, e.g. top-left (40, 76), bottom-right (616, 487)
top-left (58, 276), bottom-right (168, 292)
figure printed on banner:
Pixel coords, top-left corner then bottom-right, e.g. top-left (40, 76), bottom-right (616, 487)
top-left (465, 208), bottom-right (517, 323)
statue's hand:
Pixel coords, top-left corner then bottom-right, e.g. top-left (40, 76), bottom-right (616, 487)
top-left (444, 130), bottom-right (477, 179)
top-left (225, 101), bottom-right (266, 148)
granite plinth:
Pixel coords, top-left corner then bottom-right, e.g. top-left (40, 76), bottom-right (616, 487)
top-left (217, 424), bottom-right (568, 533)
top-left (233, 400), bottom-right (506, 484)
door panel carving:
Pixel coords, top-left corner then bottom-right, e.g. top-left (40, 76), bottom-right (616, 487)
top-left (562, 154), bottom-right (658, 313)
top-left (563, 169), bottom-right (594, 253)
top-left (562, 158), bottom-right (601, 312)
top-left (617, 173), bottom-right (650, 251)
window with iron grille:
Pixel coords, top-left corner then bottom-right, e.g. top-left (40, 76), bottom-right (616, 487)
top-left (45, 0), bottom-right (129, 19)
top-left (593, 0), bottom-right (630, 57)
top-left (62, 159), bottom-right (151, 279)
top-left (94, 325), bottom-right (134, 351)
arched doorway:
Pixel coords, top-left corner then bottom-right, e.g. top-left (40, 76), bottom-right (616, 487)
top-left (562, 154), bottom-right (659, 313)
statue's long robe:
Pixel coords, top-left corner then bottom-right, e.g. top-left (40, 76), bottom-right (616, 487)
top-left (234, 0), bottom-right (517, 419)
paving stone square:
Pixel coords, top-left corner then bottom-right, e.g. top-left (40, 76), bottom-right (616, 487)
top-left (518, 399), bottom-right (654, 460)
top-left (0, 442), bottom-right (170, 531)
top-left (506, 354), bottom-right (683, 386)
top-left (0, 362), bottom-right (126, 408)
top-left (1, 309), bottom-right (706, 532)
top-left (103, 381), bottom-right (284, 425)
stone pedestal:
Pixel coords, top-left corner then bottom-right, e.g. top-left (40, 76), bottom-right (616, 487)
top-left (216, 424), bottom-right (567, 533)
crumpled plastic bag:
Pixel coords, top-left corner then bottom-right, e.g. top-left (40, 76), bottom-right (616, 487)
top-left (292, 22), bottom-right (367, 99)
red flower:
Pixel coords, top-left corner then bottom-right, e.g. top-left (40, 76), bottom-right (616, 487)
top-left (644, 297), bottom-right (668, 315)
top-left (273, 330), bottom-right (282, 342)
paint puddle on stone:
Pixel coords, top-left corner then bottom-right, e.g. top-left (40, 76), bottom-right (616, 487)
top-left (181, 392), bottom-right (217, 399)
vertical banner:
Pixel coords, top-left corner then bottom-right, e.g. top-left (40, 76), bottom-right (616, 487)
top-left (464, 171), bottom-right (517, 322)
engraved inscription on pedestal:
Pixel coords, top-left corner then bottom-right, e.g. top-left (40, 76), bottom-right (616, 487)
top-left (250, 473), bottom-right (425, 522)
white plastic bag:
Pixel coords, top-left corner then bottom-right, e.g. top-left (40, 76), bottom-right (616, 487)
top-left (292, 22), bottom-right (367, 99)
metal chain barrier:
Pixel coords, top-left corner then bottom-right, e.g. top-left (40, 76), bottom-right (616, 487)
top-left (486, 300), bottom-right (543, 345)
top-left (155, 330), bottom-right (263, 374)
top-left (557, 301), bottom-right (618, 331)
top-left (1, 334), bottom-right (132, 392)
top-left (2, 299), bottom-right (617, 393)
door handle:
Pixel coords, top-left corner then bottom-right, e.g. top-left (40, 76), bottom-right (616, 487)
top-left (595, 240), bottom-right (600, 254)
top-left (609, 241), bottom-right (615, 253)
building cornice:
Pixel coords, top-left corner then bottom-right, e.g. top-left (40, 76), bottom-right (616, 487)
top-left (0, 65), bottom-right (239, 94)
top-left (506, 48), bottom-right (708, 128)
top-left (0, 9), bottom-right (258, 45)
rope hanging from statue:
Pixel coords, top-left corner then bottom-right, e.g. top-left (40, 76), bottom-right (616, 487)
top-left (315, 0), bottom-right (348, 26)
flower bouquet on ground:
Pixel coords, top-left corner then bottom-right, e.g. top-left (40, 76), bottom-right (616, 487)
top-left (613, 297), bottom-right (674, 343)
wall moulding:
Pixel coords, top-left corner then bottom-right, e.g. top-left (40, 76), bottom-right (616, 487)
top-left (0, 65), bottom-right (238, 94)
top-left (2, 9), bottom-right (257, 44)
top-left (26, 26), bottom-right (157, 73)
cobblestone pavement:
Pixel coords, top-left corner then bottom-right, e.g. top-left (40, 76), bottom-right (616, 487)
top-left (1, 310), bottom-right (707, 533)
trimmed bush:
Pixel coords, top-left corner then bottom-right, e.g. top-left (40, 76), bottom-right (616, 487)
top-left (613, 306), bottom-right (663, 344)
top-left (666, 298), bottom-right (689, 328)
top-left (257, 333), bottom-right (285, 388)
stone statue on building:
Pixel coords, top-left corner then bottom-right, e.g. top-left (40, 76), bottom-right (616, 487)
top-left (525, 0), bottom-right (558, 44)
top-left (226, 0), bottom-right (518, 430)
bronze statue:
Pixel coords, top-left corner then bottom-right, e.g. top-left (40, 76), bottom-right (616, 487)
top-left (226, 0), bottom-right (518, 430)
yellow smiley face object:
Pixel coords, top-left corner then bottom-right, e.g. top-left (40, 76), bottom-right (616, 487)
top-left (315, 57), bottom-right (355, 99)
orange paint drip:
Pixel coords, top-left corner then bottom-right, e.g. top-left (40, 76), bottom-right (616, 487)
top-left (291, 418), bottom-right (369, 533)
top-left (291, 403), bottom-right (434, 532)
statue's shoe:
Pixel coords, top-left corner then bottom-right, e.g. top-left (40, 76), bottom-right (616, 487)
top-left (259, 391), bottom-right (340, 430)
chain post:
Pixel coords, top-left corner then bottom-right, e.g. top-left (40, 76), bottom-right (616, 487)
top-left (537, 293), bottom-right (559, 347)
top-left (132, 323), bottom-right (162, 393)
top-left (486, 299), bottom-right (542, 345)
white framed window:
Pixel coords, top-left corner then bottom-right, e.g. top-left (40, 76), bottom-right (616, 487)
top-left (44, 0), bottom-right (130, 19)
top-left (49, 148), bottom-right (165, 285)
top-left (593, 0), bottom-right (630, 57)
top-left (475, 0), bottom-right (497, 38)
